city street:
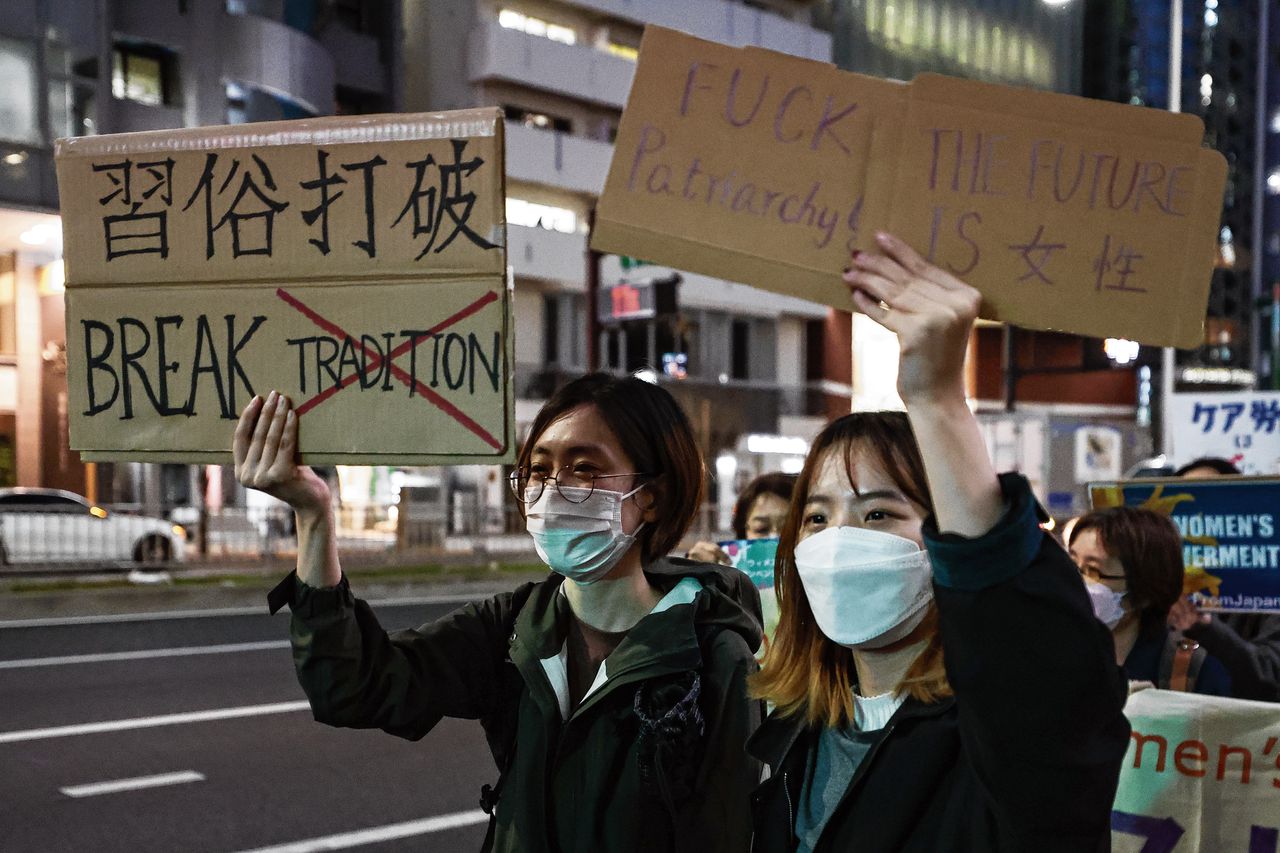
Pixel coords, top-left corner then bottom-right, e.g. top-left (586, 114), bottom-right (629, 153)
top-left (0, 595), bottom-right (499, 852)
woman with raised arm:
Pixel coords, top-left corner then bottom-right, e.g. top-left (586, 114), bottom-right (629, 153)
top-left (236, 374), bottom-right (764, 853)
top-left (748, 232), bottom-right (1130, 852)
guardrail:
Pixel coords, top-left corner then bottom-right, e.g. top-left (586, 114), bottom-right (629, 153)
top-left (0, 500), bottom-right (734, 572)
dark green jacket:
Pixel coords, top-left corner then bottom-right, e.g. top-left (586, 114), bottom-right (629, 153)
top-left (271, 558), bottom-right (764, 853)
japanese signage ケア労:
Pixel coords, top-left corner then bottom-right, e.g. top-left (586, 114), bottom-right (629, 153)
top-left (1089, 477), bottom-right (1280, 613)
top-left (593, 26), bottom-right (1227, 349)
top-left (1168, 392), bottom-right (1280, 476)
top-left (56, 109), bottom-right (513, 465)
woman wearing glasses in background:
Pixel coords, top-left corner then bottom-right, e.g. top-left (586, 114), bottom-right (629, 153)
top-left (233, 374), bottom-right (764, 853)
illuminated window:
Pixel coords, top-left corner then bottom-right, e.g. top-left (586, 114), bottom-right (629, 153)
top-left (112, 44), bottom-right (175, 106)
top-left (498, 9), bottom-right (576, 45)
top-left (502, 104), bottom-right (571, 133)
top-left (507, 198), bottom-right (577, 234)
top-left (606, 42), bottom-right (639, 61)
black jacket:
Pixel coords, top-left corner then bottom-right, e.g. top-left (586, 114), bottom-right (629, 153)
top-left (748, 474), bottom-right (1131, 853)
top-left (1183, 612), bottom-right (1280, 701)
top-left (272, 558), bottom-right (764, 853)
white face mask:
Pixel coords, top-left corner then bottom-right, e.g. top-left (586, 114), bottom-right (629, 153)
top-left (525, 484), bottom-right (645, 585)
top-left (1083, 578), bottom-right (1127, 629)
top-left (793, 526), bottom-right (934, 649)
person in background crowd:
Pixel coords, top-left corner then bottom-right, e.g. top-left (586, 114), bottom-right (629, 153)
top-left (1069, 507), bottom-right (1232, 696)
top-left (1167, 456), bottom-right (1280, 701)
top-left (1175, 456), bottom-right (1242, 478)
top-left (236, 374), bottom-right (764, 853)
top-left (748, 233), bottom-right (1128, 852)
top-left (686, 472), bottom-right (797, 563)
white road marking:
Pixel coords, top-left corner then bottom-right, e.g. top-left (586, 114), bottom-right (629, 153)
top-left (0, 593), bottom-right (479, 629)
top-left (0, 640), bottom-right (290, 670)
top-left (60, 770), bottom-right (206, 798)
top-left (231, 810), bottom-right (490, 852)
top-left (0, 701), bottom-right (311, 744)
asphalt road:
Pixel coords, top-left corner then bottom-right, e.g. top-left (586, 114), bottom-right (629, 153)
top-left (0, 595), bottom-right (500, 852)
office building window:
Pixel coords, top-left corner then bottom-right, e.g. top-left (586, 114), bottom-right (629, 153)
top-left (502, 104), bottom-right (571, 133)
top-left (0, 254), bottom-right (16, 356)
top-left (498, 9), bottom-right (576, 45)
top-left (0, 38), bottom-right (40, 144)
top-left (507, 198), bottom-right (578, 234)
top-left (731, 319), bottom-right (751, 380)
top-left (112, 43), bottom-right (177, 106)
top-left (606, 43), bottom-right (638, 61)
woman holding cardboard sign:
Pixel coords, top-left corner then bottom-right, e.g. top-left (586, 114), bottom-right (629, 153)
top-left (747, 232), bottom-right (1129, 852)
top-left (235, 374), bottom-right (763, 853)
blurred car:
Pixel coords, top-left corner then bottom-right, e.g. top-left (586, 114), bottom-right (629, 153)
top-left (0, 488), bottom-right (187, 565)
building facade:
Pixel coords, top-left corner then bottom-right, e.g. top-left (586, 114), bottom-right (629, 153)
top-left (0, 0), bottom-right (400, 511)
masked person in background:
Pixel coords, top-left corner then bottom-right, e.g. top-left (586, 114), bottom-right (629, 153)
top-left (687, 473), bottom-right (797, 565)
top-left (687, 472), bottom-right (797, 646)
top-left (1165, 457), bottom-right (1280, 701)
top-left (235, 374), bottom-right (764, 853)
top-left (748, 233), bottom-right (1129, 853)
top-left (1069, 507), bottom-right (1232, 696)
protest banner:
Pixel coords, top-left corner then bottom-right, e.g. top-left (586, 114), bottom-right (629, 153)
top-left (593, 27), bottom-right (1227, 349)
top-left (1089, 477), bottom-right (1280, 613)
top-left (1113, 689), bottom-right (1280, 853)
top-left (55, 109), bottom-right (513, 465)
top-left (1168, 392), bottom-right (1280, 476)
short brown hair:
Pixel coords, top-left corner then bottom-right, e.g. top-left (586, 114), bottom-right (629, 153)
top-left (1069, 507), bottom-right (1183, 624)
top-left (517, 373), bottom-right (704, 563)
top-left (731, 472), bottom-right (798, 539)
top-left (750, 411), bottom-right (952, 728)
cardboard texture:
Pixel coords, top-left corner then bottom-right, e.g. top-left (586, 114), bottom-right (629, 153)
top-left (594, 27), bottom-right (1228, 350)
top-left (56, 109), bottom-right (513, 465)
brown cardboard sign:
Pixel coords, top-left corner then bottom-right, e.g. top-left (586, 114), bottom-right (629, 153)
top-left (593, 28), bottom-right (1227, 350)
top-left (887, 74), bottom-right (1225, 349)
top-left (55, 109), bottom-right (513, 464)
top-left (592, 25), bottom-right (905, 308)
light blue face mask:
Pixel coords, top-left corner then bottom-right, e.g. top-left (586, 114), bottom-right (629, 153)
top-left (525, 484), bottom-right (646, 584)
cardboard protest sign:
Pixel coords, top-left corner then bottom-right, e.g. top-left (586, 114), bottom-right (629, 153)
top-left (889, 74), bottom-right (1224, 349)
top-left (1089, 477), bottom-right (1280, 613)
top-left (55, 109), bottom-right (513, 465)
top-left (594, 27), bottom-right (1227, 349)
top-left (1168, 392), bottom-right (1280, 476)
top-left (1114, 690), bottom-right (1280, 852)
top-left (592, 26), bottom-right (905, 307)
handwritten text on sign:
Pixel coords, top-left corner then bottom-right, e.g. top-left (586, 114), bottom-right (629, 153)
top-left (594, 28), bottom-right (1226, 349)
top-left (56, 110), bottom-right (512, 464)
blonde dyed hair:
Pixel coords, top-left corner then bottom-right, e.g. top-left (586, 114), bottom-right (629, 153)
top-left (749, 411), bottom-right (953, 728)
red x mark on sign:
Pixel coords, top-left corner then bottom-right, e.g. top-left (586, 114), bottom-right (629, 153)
top-left (276, 287), bottom-right (504, 451)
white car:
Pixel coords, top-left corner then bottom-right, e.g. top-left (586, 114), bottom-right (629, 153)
top-left (0, 488), bottom-right (187, 565)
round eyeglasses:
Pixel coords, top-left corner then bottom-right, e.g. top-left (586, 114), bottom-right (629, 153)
top-left (508, 468), bottom-right (651, 504)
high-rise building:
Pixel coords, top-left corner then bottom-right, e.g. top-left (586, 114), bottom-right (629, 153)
top-left (1084, 0), bottom-right (1263, 391)
top-left (0, 0), bottom-right (400, 508)
top-left (402, 0), bottom-right (844, 498)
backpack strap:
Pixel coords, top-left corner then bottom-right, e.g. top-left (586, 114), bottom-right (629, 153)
top-left (1160, 633), bottom-right (1206, 692)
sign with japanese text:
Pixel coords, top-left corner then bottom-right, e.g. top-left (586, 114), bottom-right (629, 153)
top-left (1089, 477), bottom-right (1280, 613)
top-left (56, 109), bottom-right (513, 465)
top-left (1113, 689), bottom-right (1280, 853)
top-left (1169, 392), bottom-right (1280, 476)
top-left (594, 26), bottom-right (1227, 349)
